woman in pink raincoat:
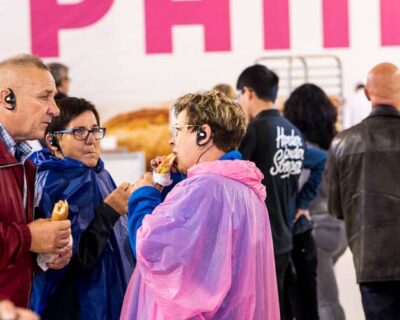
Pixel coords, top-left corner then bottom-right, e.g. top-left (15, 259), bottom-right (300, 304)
top-left (122, 91), bottom-right (280, 320)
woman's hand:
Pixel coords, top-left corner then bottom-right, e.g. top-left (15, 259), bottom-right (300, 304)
top-left (104, 182), bottom-right (134, 215)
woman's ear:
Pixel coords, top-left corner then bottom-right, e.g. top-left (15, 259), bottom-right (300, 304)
top-left (45, 133), bottom-right (59, 153)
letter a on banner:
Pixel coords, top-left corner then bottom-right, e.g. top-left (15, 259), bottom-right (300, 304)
top-left (144, 0), bottom-right (231, 54)
top-left (30, 0), bottom-right (114, 57)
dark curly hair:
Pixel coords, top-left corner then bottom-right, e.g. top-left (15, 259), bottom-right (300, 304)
top-left (283, 83), bottom-right (337, 150)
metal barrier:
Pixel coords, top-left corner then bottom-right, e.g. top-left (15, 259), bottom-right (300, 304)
top-left (255, 55), bottom-right (343, 100)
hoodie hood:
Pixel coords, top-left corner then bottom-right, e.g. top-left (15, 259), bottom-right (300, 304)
top-left (29, 148), bottom-right (104, 173)
top-left (188, 160), bottom-right (266, 201)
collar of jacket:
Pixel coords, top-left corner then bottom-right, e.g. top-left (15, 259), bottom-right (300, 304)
top-left (256, 109), bottom-right (280, 119)
top-left (0, 138), bottom-right (18, 165)
top-left (368, 104), bottom-right (400, 119)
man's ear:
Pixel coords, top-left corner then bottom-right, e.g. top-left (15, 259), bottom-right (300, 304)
top-left (364, 88), bottom-right (371, 101)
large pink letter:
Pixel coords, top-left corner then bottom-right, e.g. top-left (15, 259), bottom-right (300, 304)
top-left (144, 0), bottom-right (231, 54)
top-left (263, 0), bottom-right (290, 50)
top-left (30, 0), bottom-right (114, 57)
top-left (380, 0), bottom-right (400, 46)
top-left (322, 0), bottom-right (349, 48)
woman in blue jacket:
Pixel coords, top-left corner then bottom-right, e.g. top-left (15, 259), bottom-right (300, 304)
top-left (30, 97), bottom-right (135, 320)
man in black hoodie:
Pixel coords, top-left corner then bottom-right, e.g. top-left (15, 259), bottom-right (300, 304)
top-left (237, 65), bottom-right (305, 319)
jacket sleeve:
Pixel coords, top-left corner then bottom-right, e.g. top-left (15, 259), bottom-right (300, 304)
top-left (136, 178), bottom-right (232, 319)
top-left (239, 122), bottom-right (257, 160)
top-left (72, 202), bottom-right (120, 271)
top-left (0, 222), bottom-right (32, 268)
top-left (325, 138), bottom-right (343, 219)
top-left (297, 147), bottom-right (327, 210)
top-left (128, 186), bottom-right (162, 257)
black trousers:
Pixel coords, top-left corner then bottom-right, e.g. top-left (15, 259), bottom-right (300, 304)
top-left (275, 252), bottom-right (295, 320)
top-left (291, 229), bottom-right (319, 320)
top-left (360, 281), bottom-right (400, 320)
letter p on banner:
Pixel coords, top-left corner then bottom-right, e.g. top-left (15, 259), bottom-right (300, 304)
top-left (30, 0), bottom-right (114, 57)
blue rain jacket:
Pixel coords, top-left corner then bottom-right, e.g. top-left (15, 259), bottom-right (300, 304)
top-left (29, 149), bottom-right (135, 320)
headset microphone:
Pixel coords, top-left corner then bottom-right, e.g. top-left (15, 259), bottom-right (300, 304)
top-left (4, 88), bottom-right (16, 110)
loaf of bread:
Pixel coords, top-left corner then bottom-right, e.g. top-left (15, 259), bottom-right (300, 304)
top-left (51, 200), bottom-right (69, 221)
top-left (104, 108), bottom-right (172, 170)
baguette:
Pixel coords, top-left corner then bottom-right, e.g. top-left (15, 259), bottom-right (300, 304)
top-left (156, 154), bottom-right (176, 174)
top-left (51, 200), bottom-right (69, 221)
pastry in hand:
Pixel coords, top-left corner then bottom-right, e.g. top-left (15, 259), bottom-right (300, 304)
top-left (51, 200), bottom-right (69, 221)
top-left (156, 154), bottom-right (176, 174)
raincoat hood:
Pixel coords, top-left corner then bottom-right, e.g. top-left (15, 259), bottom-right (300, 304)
top-left (29, 148), bottom-right (104, 173)
top-left (188, 159), bottom-right (267, 202)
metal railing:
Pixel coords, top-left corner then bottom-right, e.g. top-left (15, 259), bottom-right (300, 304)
top-left (255, 55), bottom-right (343, 100)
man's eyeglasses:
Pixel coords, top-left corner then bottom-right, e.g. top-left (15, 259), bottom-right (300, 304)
top-left (53, 127), bottom-right (106, 140)
top-left (234, 90), bottom-right (244, 102)
top-left (171, 124), bottom-right (200, 137)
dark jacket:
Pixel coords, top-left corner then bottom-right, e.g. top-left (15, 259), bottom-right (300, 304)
top-left (240, 110), bottom-right (305, 255)
top-left (0, 139), bottom-right (36, 307)
top-left (325, 105), bottom-right (400, 283)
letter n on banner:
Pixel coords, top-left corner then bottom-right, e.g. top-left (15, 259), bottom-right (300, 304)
top-left (380, 0), bottom-right (400, 46)
top-left (30, 0), bottom-right (114, 57)
top-left (263, 0), bottom-right (291, 50)
top-left (322, 0), bottom-right (349, 48)
top-left (144, 0), bottom-right (231, 54)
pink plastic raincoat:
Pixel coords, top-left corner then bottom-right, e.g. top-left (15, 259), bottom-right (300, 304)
top-left (121, 160), bottom-right (279, 319)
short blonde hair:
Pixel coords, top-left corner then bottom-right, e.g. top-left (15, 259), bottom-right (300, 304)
top-left (213, 83), bottom-right (235, 99)
top-left (174, 90), bottom-right (247, 152)
top-left (0, 53), bottom-right (48, 71)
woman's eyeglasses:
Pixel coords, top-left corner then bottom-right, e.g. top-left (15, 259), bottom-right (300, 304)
top-left (171, 124), bottom-right (200, 137)
top-left (53, 127), bottom-right (106, 140)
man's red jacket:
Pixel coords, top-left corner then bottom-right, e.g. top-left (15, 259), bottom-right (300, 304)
top-left (0, 139), bottom-right (36, 307)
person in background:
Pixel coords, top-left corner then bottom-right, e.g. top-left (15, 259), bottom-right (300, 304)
top-left (29, 97), bottom-right (135, 320)
top-left (341, 82), bottom-right (371, 129)
top-left (0, 53), bottom-right (72, 308)
top-left (47, 63), bottom-right (70, 100)
top-left (122, 91), bottom-right (279, 319)
top-left (325, 62), bottom-right (400, 319)
top-left (212, 83), bottom-right (235, 99)
top-left (284, 83), bottom-right (347, 320)
top-left (237, 64), bottom-right (305, 319)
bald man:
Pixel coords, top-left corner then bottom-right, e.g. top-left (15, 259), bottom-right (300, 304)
top-left (325, 62), bottom-right (400, 320)
top-left (0, 54), bottom-right (72, 308)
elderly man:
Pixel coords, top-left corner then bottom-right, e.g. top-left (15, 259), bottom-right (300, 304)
top-left (122, 91), bottom-right (279, 319)
top-left (0, 54), bottom-right (72, 307)
top-left (325, 62), bottom-right (400, 320)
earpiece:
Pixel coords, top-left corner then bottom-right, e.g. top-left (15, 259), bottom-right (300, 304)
top-left (49, 134), bottom-right (60, 150)
top-left (196, 128), bottom-right (207, 144)
top-left (4, 88), bottom-right (16, 110)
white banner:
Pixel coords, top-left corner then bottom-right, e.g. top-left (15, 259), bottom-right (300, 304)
top-left (1, 0), bottom-right (400, 120)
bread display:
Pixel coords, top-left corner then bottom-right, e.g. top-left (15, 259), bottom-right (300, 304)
top-left (104, 108), bottom-right (172, 170)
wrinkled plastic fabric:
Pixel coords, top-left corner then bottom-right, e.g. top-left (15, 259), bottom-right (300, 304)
top-left (29, 149), bottom-right (135, 320)
top-left (122, 160), bottom-right (279, 319)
